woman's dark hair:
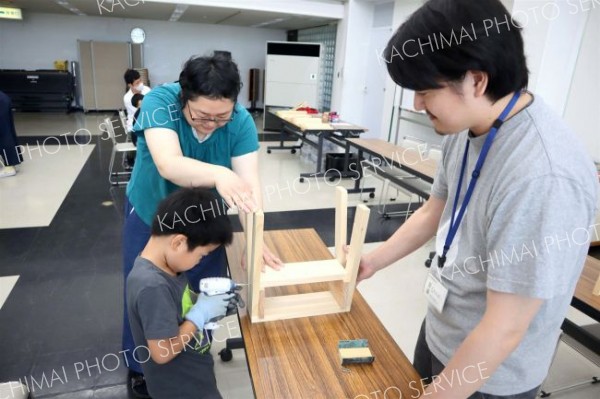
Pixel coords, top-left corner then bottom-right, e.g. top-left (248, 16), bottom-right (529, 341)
top-left (384, 0), bottom-right (528, 101)
top-left (124, 69), bottom-right (141, 85)
top-left (179, 52), bottom-right (242, 105)
top-left (151, 188), bottom-right (233, 250)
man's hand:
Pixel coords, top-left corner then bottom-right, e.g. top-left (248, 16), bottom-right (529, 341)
top-left (357, 256), bottom-right (377, 283)
top-left (343, 245), bottom-right (376, 283)
top-left (214, 168), bottom-right (258, 213)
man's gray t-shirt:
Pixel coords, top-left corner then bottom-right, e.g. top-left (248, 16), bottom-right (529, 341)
top-left (428, 94), bottom-right (597, 395)
top-left (126, 257), bottom-right (221, 399)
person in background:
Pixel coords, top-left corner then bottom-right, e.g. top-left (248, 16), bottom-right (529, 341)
top-left (0, 91), bottom-right (22, 178)
top-left (122, 53), bottom-right (282, 398)
top-left (357, 0), bottom-right (597, 398)
top-left (123, 69), bottom-right (151, 133)
top-left (130, 93), bottom-right (144, 146)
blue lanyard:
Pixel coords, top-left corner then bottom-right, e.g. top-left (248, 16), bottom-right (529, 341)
top-left (438, 91), bottom-right (522, 268)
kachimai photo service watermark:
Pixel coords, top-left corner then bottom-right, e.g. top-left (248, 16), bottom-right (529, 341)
top-left (4, 320), bottom-right (240, 397)
top-left (352, 361), bottom-right (489, 399)
top-left (264, 149), bottom-right (431, 203)
top-left (376, 0), bottom-right (600, 65)
top-left (97, 0), bottom-right (144, 15)
top-left (441, 223), bottom-right (600, 281)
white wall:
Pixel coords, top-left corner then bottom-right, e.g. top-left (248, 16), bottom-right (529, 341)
top-left (330, 0), bottom-right (374, 128)
top-left (513, 0), bottom-right (588, 115)
top-left (379, 0), bottom-right (441, 146)
top-left (372, 1), bottom-right (394, 27)
top-left (512, 0), bottom-right (598, 161)
top-left (564, 6), bottom-right (600, 162)
top-left (0, 12), bottom-right (286, 107)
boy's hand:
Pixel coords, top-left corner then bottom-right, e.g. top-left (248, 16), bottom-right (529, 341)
top-left (185, 292), bottom-right (234, 330)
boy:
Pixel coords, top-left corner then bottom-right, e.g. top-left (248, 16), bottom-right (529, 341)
top-left (358, 0), bottom-right (597, 398)
top-left (126, 187), bottom-right (234, 399)
top-left (130, 93), bottom-right (144, 146)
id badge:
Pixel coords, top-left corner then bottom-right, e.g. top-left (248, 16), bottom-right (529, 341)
top-left (424, 273), bottom-right (448, 313)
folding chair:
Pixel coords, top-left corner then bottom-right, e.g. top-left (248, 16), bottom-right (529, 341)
top-left (105, 117), bottom-right (136, 186)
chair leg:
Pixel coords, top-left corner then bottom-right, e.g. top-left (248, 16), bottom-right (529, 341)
top-left (108, 149), bottom-right (116, 185)
top-left (404, 192), bottom-right (413, 223)
top-left (379, 179), bottom-right (390, 217)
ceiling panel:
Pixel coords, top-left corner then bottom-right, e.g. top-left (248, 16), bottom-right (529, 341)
top-left (0, 0), bottom-right (67, 15)
top-left (269, 16), bottom-right (334, 30)
top-left (215, 9), bottom-right (292, 28)
top-left (2, 0), bottom-right (338, 30)
top-left (177, 5), bottom-right (241, 24)
top-left (72, 0), bottom-right (176, 20)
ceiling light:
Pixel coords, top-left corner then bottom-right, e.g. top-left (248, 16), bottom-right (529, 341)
top-left (250, 18), bottom-right (288, 28)
top-left (169, 4), bottom-right (188, 22)
top-left (53, 0), bottom-right (85, 16)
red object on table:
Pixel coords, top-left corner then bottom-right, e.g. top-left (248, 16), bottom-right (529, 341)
top-left (296, 107), bottom-right (318, 114)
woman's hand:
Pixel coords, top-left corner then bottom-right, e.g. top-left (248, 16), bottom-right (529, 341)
top-left (262, 245), bottom-right (283, 271)
top-left (240, 244), bottom-right (283, 271)
top-left (214, 167), bottom-right (258, 213)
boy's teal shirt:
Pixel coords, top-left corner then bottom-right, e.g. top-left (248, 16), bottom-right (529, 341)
top-left (126, 82), bottom-right (259, 226)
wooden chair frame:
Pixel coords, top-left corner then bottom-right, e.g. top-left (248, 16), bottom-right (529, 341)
top-left (245, 187), bottom-right (370, 323)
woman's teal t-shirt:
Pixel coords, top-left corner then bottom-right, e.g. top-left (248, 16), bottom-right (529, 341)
top-left (126, 82), bottom-right (259, 226)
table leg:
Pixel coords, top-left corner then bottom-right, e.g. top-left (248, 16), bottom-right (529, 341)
top-left (267, 125), bottom-right (303, 154)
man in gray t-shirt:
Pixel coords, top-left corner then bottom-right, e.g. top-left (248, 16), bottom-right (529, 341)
top-left (359, 0), bottom-right (598, 398)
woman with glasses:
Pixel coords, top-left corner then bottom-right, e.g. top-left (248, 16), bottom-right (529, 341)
top-left (121, 53), bottom-right (282, 398)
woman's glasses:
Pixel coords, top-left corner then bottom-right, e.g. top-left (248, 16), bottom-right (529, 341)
top-left (187, 102), bottom-right (234, 126)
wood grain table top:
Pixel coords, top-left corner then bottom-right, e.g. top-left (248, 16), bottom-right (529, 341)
top-left (225, 228), bottom-right (422, 399)
top-left (271, 109), bottom-right (366, 132)
top-left (576, 256), bottom-right (600, 312)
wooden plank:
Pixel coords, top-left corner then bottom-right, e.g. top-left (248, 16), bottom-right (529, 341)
top-left (225, 229), bottom-right (422, 399)
top-left (335, 186), bottom-right (348, 266)
top-left (344, 204), bottom-right (370, 310)
top-left (258, 291), bottom-right (344, 322)
top-left (250, 211), bottom-right (264, 321)
top-left (261, 259), bottom-right (346, 287)
top-left (245, 212), bottom-right (255, 318)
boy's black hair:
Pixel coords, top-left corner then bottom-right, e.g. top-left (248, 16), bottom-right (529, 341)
top-left (178, 52), bottom-right (242, 105)
top-left (131, 93), bottom-right (144, 108)
top-left (384, 0), bottom-right (528, 101)
top-left (124, 69), bottom-right (141, 86)
top-left (151, 188), bottom-right (233, 250)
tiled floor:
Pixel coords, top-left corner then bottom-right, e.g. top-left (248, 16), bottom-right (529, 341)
top-left (0, 111), bottom-right (598, 398)
top-left (0, 144), bottom-right (95, 229)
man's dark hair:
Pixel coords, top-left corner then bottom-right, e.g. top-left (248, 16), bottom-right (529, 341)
top-left (131, 93), bottom-right (144, 108)
top-left (178, 52), bottom-right (242, 105)
top-left (384, 0), bottom-right (528, 101)
top-left (124, 69), bottom-right (141, 86)
top-left (151, 188), bottom-right (233, 250)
